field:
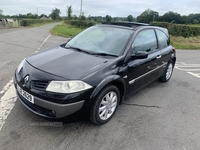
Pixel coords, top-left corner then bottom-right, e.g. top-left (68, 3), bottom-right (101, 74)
top-left (171, 36), bottom-right (200, 49)
top-left (187, 24), bottom-right (200, 27)
top-left (50, 23), bottom-right (84, 38)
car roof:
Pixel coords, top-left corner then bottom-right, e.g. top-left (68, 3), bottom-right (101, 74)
top-left (100, 22), bottom-right (169, 36)
top-left (102, 22), bottom-right (149, 28)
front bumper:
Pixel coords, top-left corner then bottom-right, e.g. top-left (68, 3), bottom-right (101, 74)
top-left (14, 60), bottom-right (92, 118)
top-left (16, 89), bottom-right (84, 118)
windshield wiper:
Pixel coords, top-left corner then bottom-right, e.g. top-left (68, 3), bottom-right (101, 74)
top-left (65, 46), bottom-right (118, 57)
top-left (93, 52), bottom-right (118, 57)
top-left (65, 46), bottom-right (92, 55)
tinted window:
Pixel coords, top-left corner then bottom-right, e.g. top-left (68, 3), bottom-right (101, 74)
top-left (156, 29), bottom-right (169, 48)
top-left (132, 29), bottom-right (157, 53)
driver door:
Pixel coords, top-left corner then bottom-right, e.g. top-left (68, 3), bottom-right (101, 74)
top-left (126, 29), bottom-right (162, 95)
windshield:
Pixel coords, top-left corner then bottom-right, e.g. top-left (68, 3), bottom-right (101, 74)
top-left (66, 26), bottom-right (132, 56)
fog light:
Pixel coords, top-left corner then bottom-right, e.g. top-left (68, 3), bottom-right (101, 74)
top-left (49, 110), bottom-right (56, 117)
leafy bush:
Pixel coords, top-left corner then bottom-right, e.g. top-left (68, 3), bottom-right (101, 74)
top-left (20, 19), bottom-right (56, 26)
top-left (151, 22), bottom-right (200, 38)
top-left (64, 20), bottom-right (96, 28)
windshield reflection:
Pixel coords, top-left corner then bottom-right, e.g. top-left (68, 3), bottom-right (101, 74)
top-left (66, 26), bottom-right (132, 56)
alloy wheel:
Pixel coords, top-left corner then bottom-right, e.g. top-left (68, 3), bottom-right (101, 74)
top-left (98, 91), bottom-right (117, 120)
top-left (166, 63), bottom-right (173, 80)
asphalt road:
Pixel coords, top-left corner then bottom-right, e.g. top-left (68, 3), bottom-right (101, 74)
top-left (0, 24), bottom-right (200, 150)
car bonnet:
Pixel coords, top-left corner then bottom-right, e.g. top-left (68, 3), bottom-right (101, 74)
top-left (26, 46), bottom-right (111, 80)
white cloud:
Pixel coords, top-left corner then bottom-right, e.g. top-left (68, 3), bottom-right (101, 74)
top-left (0, 0), bottom-right (199, 17)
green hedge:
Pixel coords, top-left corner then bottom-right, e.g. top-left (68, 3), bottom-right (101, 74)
top-left (64, 20), bottom-right (96, 28)
top-left (151, 22), bottom-right (200, 38)
top-left (20, 19), bottom-right (56, 26)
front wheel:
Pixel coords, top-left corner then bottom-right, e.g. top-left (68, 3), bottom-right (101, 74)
top-left (159, 60), bottom-right (174, 82)
top-left (89, 85), bottom-right (120, 125)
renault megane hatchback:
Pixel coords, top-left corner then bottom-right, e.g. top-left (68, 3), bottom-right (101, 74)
top-left (14, 22), bottom-right (176, 125)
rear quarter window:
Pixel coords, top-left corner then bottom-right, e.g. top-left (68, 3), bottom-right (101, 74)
top-left (156, 29), bottom-right (170, 48)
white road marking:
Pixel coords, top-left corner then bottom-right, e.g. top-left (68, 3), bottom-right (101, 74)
top-left (175, 63), bottom-right (200, 79)
top-left (180, 62), bottom-right (186, 65)
top-left (0, 79), bottom-right (13, 94)
top-left (187, 72), bottom-right (200, 78)
top-left (175, 64), bottom-right (200, 67)
top-left (0, 34), bottom-right (52, 131)
top-left (0, 80), bottom-right (17, 130)
top-left (176, 62), bottom-right (186, 65)
top-left (175, 67), bottom-right (200, 72)
top-left (35, 34), bottom-right (51, 52)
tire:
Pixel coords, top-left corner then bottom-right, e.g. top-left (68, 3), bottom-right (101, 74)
top-left (89, 85), bottom-right (120, 125)
top-left (159, 60), bottom-right (174, 82)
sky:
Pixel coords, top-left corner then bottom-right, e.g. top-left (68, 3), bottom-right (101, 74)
top-left (0, 0), bottom-right (200, 17)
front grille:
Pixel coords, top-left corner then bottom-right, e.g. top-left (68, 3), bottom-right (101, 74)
top-left (18, 92), bottom-right (56, 117)
top-left (32, 80), bottom-right (49, 90)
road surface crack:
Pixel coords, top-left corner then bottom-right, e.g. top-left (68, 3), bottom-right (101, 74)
top-left (122, 103), bottom-right (161, 108)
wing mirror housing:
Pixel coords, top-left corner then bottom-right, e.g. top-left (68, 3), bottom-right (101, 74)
top-left (131, 51), bottom-right (148, 59)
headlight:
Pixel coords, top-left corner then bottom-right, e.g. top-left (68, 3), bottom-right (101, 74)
top-left (46, 80), bottom-right (92, 93)
top-left (17, 59), bottom-right (25, 73)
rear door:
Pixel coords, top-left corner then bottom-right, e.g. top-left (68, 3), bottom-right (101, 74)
top-left (126, 28), bottom-right (162, 95)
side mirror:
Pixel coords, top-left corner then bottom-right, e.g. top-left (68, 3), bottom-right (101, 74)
top-left (132, 51), bottom-right (148, 59)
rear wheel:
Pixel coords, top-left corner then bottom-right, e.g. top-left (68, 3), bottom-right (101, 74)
top-left (159, 60), bottom-right (174, 82)
top-left (90, 85), bottom-right (120, 125)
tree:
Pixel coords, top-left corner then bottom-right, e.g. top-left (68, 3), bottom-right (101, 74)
top-left (188, 13), bottom-right (200, 24)
top-left (39, 14), bottom-right (48, 18)
top-left (67, 6), bottom-right (72, 19)
top-left (127, 15), bottom-right (134, 22)
top-left (19, 14), bottom-right (27, 18)
top-left (80, 15), bottom-right (86, 20)
top-left (49, 8), bottom-right (61, 20)
top-left (105, 15), bottom-right (112, 22)
top-left (27, 13), bottom-right (38, 19)
top-left (187, 13), bottom-right (197, 24)
top-left (193, 19), bottom-right (199, 24)
top-left (137, 9), bottom-right (159, 23)
top-left (161, 11), bottom-right (181, 23)
top-left (180, 15), bottom-right (188, 24)
top-left (73, 15), bottom-right (78, 20)
top-left (80, 13), bottom-right (86, 20)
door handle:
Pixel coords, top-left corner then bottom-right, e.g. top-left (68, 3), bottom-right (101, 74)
top-left (156, 55), bottom-right (162, 59)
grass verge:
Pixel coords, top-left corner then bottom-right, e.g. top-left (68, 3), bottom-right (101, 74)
top-left (171, 36), bottom-right (200, 49)
top-left (50, 23), bottom-right (83, 38)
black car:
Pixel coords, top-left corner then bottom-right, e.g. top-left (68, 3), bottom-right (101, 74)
top-left (14, 22), bottom-right (176, 125)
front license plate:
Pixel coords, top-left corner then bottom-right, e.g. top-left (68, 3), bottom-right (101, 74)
top-left (17, 84), bottom-right (34, 104)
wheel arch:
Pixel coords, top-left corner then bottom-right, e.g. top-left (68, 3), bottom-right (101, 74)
top-left (110, 80), bottom-right (125, 105)
top-left (171, 49), bottom-right (176, 64)
top-left (172, 57), bottom-right (176, 65)
top-left (90, 75), bottom-right (126, 105)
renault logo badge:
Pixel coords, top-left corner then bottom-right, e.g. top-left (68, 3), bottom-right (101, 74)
top-left (24, 75), bottom-right (29, 84)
